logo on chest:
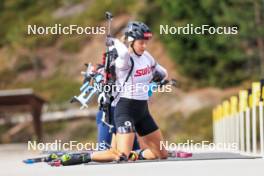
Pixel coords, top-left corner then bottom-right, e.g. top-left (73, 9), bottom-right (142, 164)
top-left (134, 65), bottom-right (152, 77)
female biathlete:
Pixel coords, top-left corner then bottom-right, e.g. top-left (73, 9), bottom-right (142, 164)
top-left (112, 21), bottom-right (168, 160)
top-left (52, 21), bottom-right (170, 165)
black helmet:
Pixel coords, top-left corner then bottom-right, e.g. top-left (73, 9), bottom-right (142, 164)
top-left (124, 21), bottom-right (152, 40)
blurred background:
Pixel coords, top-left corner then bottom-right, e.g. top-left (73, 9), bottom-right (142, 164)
top-left (0, 0), bottom-right (263, 145)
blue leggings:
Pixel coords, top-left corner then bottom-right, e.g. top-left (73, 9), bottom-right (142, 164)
top-left (96, 107), bottom-right (140, 150)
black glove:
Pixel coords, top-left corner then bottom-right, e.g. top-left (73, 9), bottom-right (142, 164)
top-left (152, 71), bottom-right (165, 83)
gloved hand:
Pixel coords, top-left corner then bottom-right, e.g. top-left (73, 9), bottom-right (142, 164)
top-left (152, 71), bottom-right (165, 83)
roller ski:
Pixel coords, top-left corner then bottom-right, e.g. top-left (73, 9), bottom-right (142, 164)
top-left (48, 153), bottom-right (93, 167)
top-left (127, 150), bottom-right (192, 162)
top-left (48, 151), bottom-right (128, 167)
top-left (23, 150), bottom-right (93, 164)
top-left (23, 151), bottom-right (66, 164)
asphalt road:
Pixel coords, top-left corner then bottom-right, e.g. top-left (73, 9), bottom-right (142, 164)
top-left (1, 144), bottom-right (263, 176)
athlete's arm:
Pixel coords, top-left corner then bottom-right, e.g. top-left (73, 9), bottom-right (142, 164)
top-left (112, 39), bottom-right (131, 70)
top-left (154, 64), bottom-right (168, 80)
top-left (146, 51), bottom-right (168, 81)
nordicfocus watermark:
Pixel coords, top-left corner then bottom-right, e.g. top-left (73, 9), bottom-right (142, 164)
top-left (93, 83), bottom-right (172, 94)
top-left (160, 24), bottom-right (238, 35)
top-left (160, 140), bottom-right (239, 151)
top-left (27, 24), bottom-right (105, 35)
top-left (27, 140), bottom-right (107, 151)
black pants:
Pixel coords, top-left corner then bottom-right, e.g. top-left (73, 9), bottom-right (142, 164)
top-left (96, 107), bottom-right (140, 150)
top-left (114, 97), bottom-right (158, 136)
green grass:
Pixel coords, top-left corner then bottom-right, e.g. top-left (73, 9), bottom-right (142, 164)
top-left (0, 0), bottom-right (139, 101)
top-left (57, 0), bottom-right (137, 53)
top-left (0, 125), bottom-right (9, 137)
top-left (6, 73), bottom-right (82, 103)
top-left (0, 69), bottom-right (17, 88)
top-left (30, 76), bottom-right (80, 103)
top-left (160, 107), bottom-right (213, 143)
top-left (14, 55), bottom-right (35, 72)
top-left (0, 58), bottom-right (81, 104)
top-left (0, 0), bottom-right (137, 49)
top-left (60, 35), bottom-right (89, 53)
top-left (69, 119), bottom-right (97, 142)
top-left (42, 119), bottom-right (97, 144)
top-left (43, 121), bottom-right (67, 135)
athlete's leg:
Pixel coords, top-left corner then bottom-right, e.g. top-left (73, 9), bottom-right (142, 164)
top-left (115, 133), bottom-right (135, 157)
top-left (111, 133), bottom-right (117, 149)
top-left (133, 135), bottom-right (140, 150)
top-left (139, 129), bottom-right (168, 159)
top-left (135, 110), bottom-right (168, 159)
top-left (90, 149), bottom-right (122, 162)
top-left (137, 134), bottom-right (148, 149)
